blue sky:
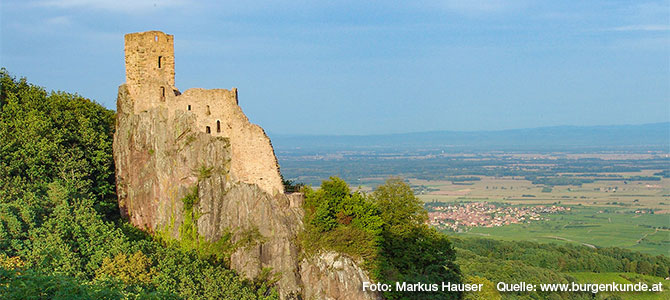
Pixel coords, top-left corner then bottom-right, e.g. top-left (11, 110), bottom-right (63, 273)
top-left (1, 1), bottom-right (668, 135)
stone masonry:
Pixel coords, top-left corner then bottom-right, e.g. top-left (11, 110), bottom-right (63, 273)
top-left (123, 30), bottom-right (283, 196)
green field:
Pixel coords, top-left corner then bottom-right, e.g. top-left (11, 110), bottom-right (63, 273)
top-left (449, 206), bottom-right (669, 256)
top-left (413, 172), bottom-right (670, 211)
top-left (409, 172), bottom-right (670, 256)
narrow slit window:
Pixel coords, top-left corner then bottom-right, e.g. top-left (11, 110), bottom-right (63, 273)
top-left (158, 56), bottom-right (162, 68)
top-left (160, 87), bottom-right (165, 101)
top-left (216, 120), bottom-right (221, 133)
top-left (154, 35), bottom-right (158, 42)
top-left (206, 126), bottom-right (211, 134)
top-left (187, 105), bottom-right (191, 111)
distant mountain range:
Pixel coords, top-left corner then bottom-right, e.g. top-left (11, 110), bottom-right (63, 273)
top-left (269, 122), bottom-right (670, 152)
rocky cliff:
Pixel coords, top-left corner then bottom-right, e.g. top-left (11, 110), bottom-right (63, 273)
top-left (113, 31), bottom-right (380, 300)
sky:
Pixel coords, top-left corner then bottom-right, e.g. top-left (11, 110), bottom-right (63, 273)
top-left (1, 1), bottom-right (669, 135)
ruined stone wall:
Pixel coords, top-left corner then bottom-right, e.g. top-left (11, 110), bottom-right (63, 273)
top-left (169, 88), bottom-right (283, 196)
top-left (122, 31), bottom-right (282, 195)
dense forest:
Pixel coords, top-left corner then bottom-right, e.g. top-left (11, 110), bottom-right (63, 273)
top-left (1, 70), bottom-right (667, 300)
top-left (453, 238), bottom-right (669, 277)
top-left (452, 238), bottom-right (669, 299)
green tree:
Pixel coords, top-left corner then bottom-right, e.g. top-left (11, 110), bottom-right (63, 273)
top-left (371, 178), bottom-right (427, 236)
top-left (302, 177), bottom-right (384, 269)
top-left (0, 68), bottom-right (117, 220)
top-left (654, 264), bottom-right (669, 278)
top-left (95, 251), bottom-right (156, 285)
top-left (637, 260), bottom-right (653, 275)
top-left (302, 177), bottom-right (461, 299)
top-left (371, 178), bottom-right (461, 300)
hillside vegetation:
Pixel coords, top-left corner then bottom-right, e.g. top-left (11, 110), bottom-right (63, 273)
top-left (452, 237), bottom-right (669, 299)
top-left (0, 69), bottom-right (278, 299)
top-left (302, 177), bottom-right (461, 299)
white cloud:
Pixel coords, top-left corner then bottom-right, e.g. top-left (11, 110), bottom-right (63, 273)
top-left (424, 0), bottom-right (529, 14)
top-left (34, 0), bottom-right (189, 13)
top-left (45, 16), bottom-right (72, 26)
top-left (610, 25), bottom-right (670, 32)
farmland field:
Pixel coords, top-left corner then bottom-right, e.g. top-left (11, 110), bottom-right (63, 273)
top-left (413, 171), bottom-right (669, 211)
top-left (447, 205), bottom-right (669, 256)
top-left (412, 173), bottom-right (669, 256)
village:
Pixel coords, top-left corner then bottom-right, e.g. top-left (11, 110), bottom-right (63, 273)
top-left (427, 202), bottom-right (570, 232)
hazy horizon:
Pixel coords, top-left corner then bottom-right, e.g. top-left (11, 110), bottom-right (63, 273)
top-left (2, 1), bottom-right (668, 135)
top-left (267, 121), bottom-right (670, 137)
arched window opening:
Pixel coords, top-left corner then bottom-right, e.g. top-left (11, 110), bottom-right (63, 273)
top-left (154, 35), bottom-right (158, 42)
top-left (216, 120), bottom-right (221, 133)
top-left (206, 126), bottom-right (211, 134)
top-left (158, 56), bottom-right (162, 68)
top-left (206, 105), bottom-right (211, 115)
top-left (160, 87), bottom-right (165, 101)
top-left (187, 105), bottom-right (191, 111)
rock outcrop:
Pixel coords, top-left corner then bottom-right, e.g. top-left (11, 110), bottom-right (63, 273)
top-left (301, 252), bottom-right (382, 300)
top-left (113, 30), bottom-right (380, 300)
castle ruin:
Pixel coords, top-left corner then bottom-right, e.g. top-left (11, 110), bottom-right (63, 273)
top-left (114, 31), bottom-right (379, 300)
top-left (123, 30), bottom-right (283, 196)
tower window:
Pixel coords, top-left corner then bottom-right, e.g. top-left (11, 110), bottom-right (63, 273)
top-left (187, 105), bottom-right (191, 111)
top-left (217, 120), bottom-right (221, 133)
top-left (206, 105), bottom-right (210, 115)
top-left (160, 87), bottom-right (165, 101)
top-left (154, 35), bottom-right (158, 42)
top-left (206, 126), bottom-right (211, 134)
top-left (158, 56), bottom-right (162, 68)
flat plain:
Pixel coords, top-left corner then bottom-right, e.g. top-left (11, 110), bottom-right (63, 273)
top-left (413, 172), bottom-right (669, 256)
top-left (279, 150), bottom-right (669, 256)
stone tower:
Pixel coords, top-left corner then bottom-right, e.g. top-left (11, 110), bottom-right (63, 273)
top-left (124, 31), bottom-right (177, 111)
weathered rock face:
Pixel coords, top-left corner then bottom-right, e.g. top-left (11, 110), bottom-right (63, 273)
top-left (301, 252), bottom-right (384, 300)
top-left (114, 30), bottom-right (379, 300)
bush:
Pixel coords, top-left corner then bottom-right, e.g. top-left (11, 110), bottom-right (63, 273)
top-left (302, 177), bottom-right (383, 269)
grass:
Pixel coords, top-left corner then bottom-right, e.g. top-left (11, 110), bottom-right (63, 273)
top-left (196, 165), bottom-right (214, 181)
top-left (447, 206), bottom-right (669, 256)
